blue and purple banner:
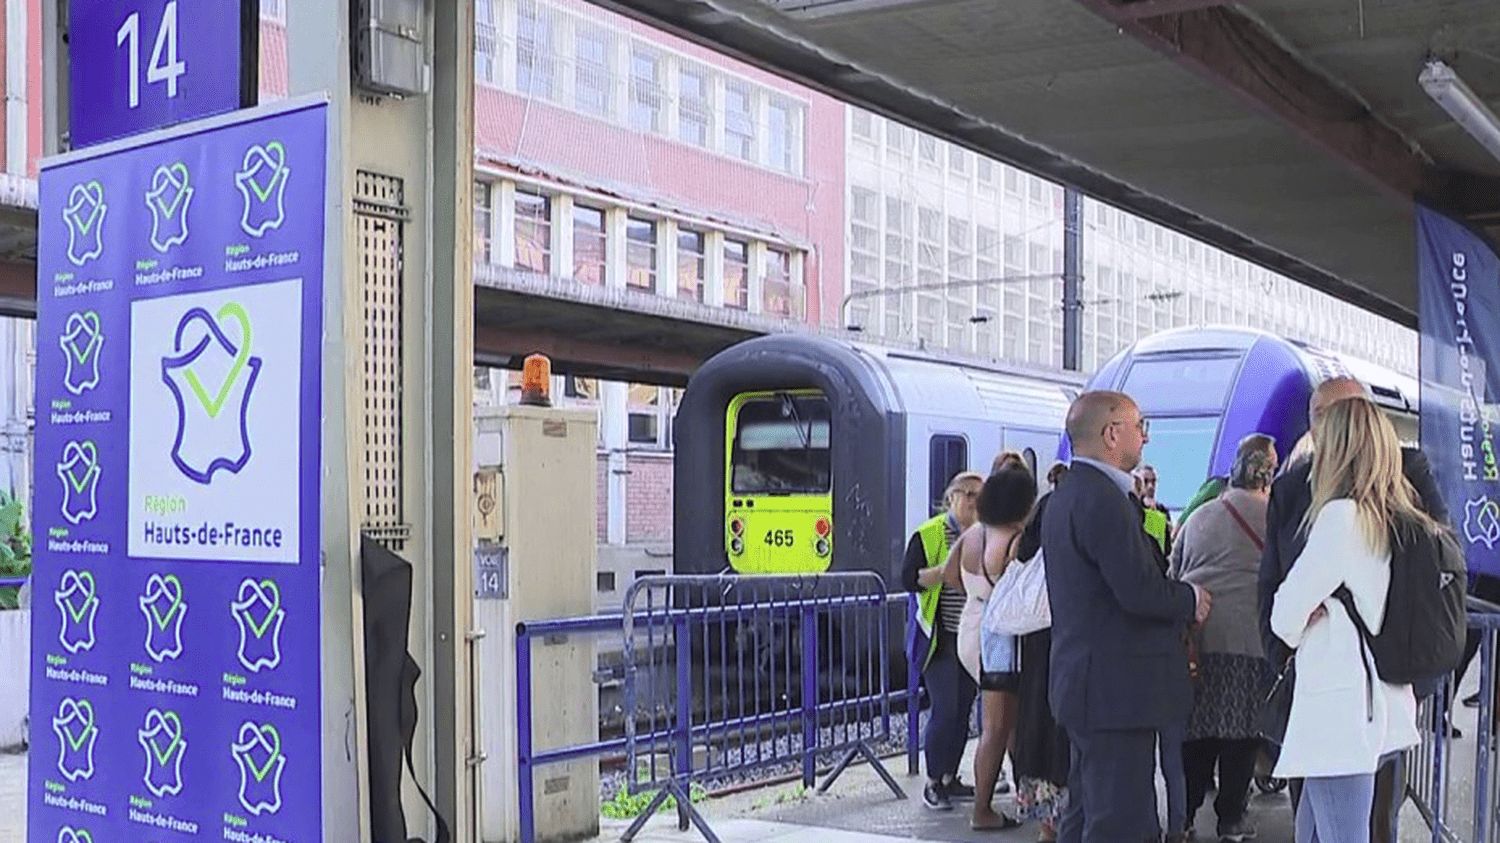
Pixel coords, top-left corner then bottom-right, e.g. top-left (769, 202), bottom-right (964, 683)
top-left (1418, 206), bottom-right (1500, 577)
top-left (30, 101), bottom-right (326, 842)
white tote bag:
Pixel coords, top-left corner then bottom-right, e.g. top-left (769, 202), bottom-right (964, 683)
top-left (982, 551), bottom-right (1051, 637)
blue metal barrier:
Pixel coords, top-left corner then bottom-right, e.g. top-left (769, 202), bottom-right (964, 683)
top-left (513, 575), bottom-right (921, 843)
top-left (1407, 608), bottom-right (1500, 843)
top-left (0, 576), bottom-right (26, 589)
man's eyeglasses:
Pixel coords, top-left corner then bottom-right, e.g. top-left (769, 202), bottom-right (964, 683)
top-left (1104, 418), bottom-right (1150, 437)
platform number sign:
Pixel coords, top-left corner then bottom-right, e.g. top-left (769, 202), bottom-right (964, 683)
top-left (69, 0), bottom-right (258, 148)
top-left (114, 2), bottom-right (186, 110)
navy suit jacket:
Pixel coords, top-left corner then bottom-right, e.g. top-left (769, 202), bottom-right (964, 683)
top-left (1042, 462), bottom-right (1197, 732)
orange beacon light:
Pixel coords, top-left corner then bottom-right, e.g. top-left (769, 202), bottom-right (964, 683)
top-left (520, 353), bottom-right (552, 407)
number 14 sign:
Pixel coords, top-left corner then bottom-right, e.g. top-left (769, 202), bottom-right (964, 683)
top-left (69, 0), bottom-right (258, 148)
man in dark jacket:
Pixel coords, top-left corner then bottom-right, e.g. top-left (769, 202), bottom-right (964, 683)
top-left (1044, 391), bottom-right (1211, 843)
top-left (1258, 377), bottom-right (1449, 843)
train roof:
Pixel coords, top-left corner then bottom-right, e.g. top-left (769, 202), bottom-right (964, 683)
top-left (1123, 325), bottom-right (1418, 415)
top-left (688, 333), bottom-right (1082, 426)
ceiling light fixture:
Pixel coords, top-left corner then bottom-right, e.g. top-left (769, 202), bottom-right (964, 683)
top-left (1420, 59), bottom-right (1500, 165)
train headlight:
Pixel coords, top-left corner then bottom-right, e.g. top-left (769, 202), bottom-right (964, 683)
top-left (729, 517), bottom-right (744, 536)
top-left (815, 538), bottom-right (830, 557)
top-left (814, 517), bottom-right (831, 537)
top-left (731, 537), bottom-right (745, 555)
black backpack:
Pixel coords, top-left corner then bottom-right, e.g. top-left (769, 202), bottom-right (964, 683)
top-left (1338, 518), bottom-right (1466, 687)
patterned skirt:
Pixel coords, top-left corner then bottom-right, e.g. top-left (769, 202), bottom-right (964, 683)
top-left (1186, 652), bottom-right (1272, 741)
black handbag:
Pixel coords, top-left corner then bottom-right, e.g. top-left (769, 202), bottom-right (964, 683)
top-left (1258, 655), bottom-right (1295, 749)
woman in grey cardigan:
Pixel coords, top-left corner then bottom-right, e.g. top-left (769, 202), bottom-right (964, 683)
top-left (1169, 434), bottom-right (1278, 843)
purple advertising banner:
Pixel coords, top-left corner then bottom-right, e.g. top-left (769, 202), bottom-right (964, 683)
top-left (29, 101), bottom-right (326, 842)
top-left (69, 0), bottom-right (253, 148)
top-left (1418, 206), bottom-right (1500, 577)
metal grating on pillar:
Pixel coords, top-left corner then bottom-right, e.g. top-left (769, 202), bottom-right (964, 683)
top-left (356, 170), bottom-right (412, 549)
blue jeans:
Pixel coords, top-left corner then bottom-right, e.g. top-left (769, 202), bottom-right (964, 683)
top-left (1158, 723), bottom-right (1187, 835)
top-left (1296, 772), bottom-right (1376, 843)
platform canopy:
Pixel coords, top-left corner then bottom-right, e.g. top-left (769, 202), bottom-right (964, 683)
top-left (601, 0), bottom-right (1500, 326)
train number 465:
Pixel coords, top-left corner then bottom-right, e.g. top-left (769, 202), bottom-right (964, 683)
top-left (763, 529), bottom-right (795, 548)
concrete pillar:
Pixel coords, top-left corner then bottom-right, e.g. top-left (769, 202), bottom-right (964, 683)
top-left (283, 1), bottom-right (476, 838)
top-left (553, 193), bottom-right (575, 280)
top-left (656, 217), bottom-right (678, 298)
top-left (5, 0), bottom-right (26, 175)
top-left (602, 381), bottom-right (628, 546)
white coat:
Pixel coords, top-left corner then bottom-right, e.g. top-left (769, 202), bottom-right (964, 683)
top-left (1270, 499), bottom-right (1419, 779)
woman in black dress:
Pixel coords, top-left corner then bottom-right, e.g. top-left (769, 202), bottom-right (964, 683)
top-left (1010, 469), bottom-right (1071, 842)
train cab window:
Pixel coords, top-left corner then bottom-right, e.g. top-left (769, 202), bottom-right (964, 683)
top-left (731, 394), bottom-right (831, 495)
top-left (1022, 448), bottom-right (1038, 479)
top-left (928, 435), bottom-right (969, 514)
top-left (1139, 416), bottom-right (1220, 512)
top-left (1123, 355), bottom-right (1241, 415)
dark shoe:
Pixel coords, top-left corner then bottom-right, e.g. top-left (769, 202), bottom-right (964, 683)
top-left (1217, 817), bottom-right (1257, 842)
top-left (1452, 724), bottom-right (1465, 739)
top-left (947, 779), bottom-right (975, 801)
top-left (922, 781), bottom-right (953, 811)
top-left (1465, 692), bottom-right (1482, 708)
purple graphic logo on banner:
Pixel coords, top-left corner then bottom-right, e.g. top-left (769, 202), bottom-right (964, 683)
top-left (29, 101), bottom-right (325, 841)
top-left (1418, 206), bottom-right (1500, 576)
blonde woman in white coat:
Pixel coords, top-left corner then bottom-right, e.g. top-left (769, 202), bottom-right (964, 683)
top-left (1270, 397), bottom-right (1426, 843)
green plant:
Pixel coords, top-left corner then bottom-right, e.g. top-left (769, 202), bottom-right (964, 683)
top-left (600, 783), bottom-right (707, 820)
top-left (0, 491), bottom-right (32, 610)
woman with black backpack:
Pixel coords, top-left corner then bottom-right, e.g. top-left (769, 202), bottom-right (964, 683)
top-left (1268, 398), bottom-right (1440, 842)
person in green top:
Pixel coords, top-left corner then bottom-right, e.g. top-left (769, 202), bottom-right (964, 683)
top-left (901, 470), bottom-right (986, 811)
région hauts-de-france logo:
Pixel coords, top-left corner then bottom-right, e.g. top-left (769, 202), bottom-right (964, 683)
top-left (52, 697), bottom-right (98, 782)
top-left (161, 303), bottom-right (262, 484)
top-left (139, 573), bottom-right (188, 663)
top-left (234, 141), bottom-right (289, 238)
top-left (1466, 496), bottom-right (1500, 549)
top-left (54, 569), bottom-right (99, 654)
top-left (145, 162), bottom-right (194, 253)
top-left (56, 441), bottom-right (101, 525)
top-left (57, 827), bottom-right (95, 843)
top-left (138, 708), bottom-right (188, 798)
top-left (62, 181), bottom-right (107, 267)
top-left (232, 721), bottom-right (286, 816)
top-left (232, 577), bottom-right (285, 673)
top-left (60, 311), bottom-right (103, 396)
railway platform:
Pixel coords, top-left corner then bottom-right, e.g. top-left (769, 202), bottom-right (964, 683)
top-left (585, 728), bottom-right (1458, 843)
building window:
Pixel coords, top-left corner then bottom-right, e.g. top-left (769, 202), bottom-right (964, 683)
top-left (629, 49), bottom-right (663, 133)
top-left (767, 98), bottom-right (799, 175)
top-left (725, 82), bottom-right (755, 161)
top-left (949, 146), bottom-right (970, 176)
top-left (978, 158), bottom-right (996, 186)
top-left (1004, 167), bottom-right (1020, 195)
top-left (515, 1), bottom-right (555, 100)
top-left (628, 384), bottom-right (663, 446)
top-left (564, 375), bottom-right (599, 401)
top-left (474, 0), bottom-right (499, 84)
top-left (919, 135), bottom-right (940, 166)
top-left (678, 66), bottom-right (711, 147)
top-left (572, 204), bottom-right (605, 285)
top-left (514, 188), bottom-right (551, 274)
top-left (762, 249), bottom-right (794, 317)
top-left (850, 187), bottom-right (880, 327)
top-left (677, 229), bottom-right (706, 302)
top-left (852, 110), bottom-right (875, 142)
top-left (473, 181), bottom-right (492, 264)
top-left (885, 122), bottom-right (913, 157)
top-left (574, 25), bottom-right (612, 117)
top-left (626, 216), bottom-right (657, 291)
top-left (724, 239), bottom-right (749, 309)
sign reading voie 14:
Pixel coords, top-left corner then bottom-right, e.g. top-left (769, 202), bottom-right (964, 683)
top-left (69, 0), bottom-right (255, 148)
top-left (29, 100), bottom-right (326, 842)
